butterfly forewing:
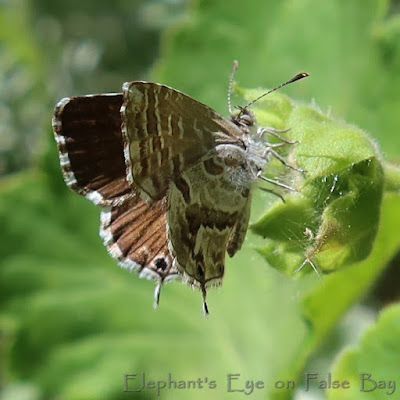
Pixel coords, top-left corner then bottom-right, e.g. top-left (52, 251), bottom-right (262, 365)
top-left (121, 81), bottom-right (243, 201)
top-left (53, 94), bottom-right (130, 206)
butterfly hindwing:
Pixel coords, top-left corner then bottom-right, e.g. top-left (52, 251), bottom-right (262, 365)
top-left (167, 154), bottom-right (250, 289)
top-left (100, 195), bottom-right (178, 283)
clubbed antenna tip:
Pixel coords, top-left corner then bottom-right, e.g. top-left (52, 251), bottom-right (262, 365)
top-left (289, 72), bottom-right (309, 83)
top-left (244, 71), bottom-right (310, 109)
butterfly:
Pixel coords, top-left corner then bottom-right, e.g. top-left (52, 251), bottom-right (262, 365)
top-left (52, 61), bottom-right (308, 315)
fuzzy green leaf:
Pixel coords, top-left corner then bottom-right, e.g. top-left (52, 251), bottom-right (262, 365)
top-left (251, 97), bottom-right (384, 275)
top-left (326, 303), bottom-right (400, 399)
top-left (1, 1), bottom-right (400, 400)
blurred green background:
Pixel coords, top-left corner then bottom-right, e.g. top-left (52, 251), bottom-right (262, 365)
top-left (1, 0), bottom-right (400, 399)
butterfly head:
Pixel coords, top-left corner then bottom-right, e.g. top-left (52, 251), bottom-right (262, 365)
top-left (231, 106), bottom-right (256, 135)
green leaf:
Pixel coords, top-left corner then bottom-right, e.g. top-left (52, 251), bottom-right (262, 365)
top-left (2, 1), bottom-right (400, 400)
top-left (326, 303), bottom-right (400, 399)
top-left (268, 192), bottom-right (400, 400)
top-left (251, 96), bottom-right (384, 275)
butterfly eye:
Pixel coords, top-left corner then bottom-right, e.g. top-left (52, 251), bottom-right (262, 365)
top-left (236, 108), bottom-right (255, 126)
top-left (196, 263), bottom-right (205, 280)
top-left (241, 114), bottom-right (253, 125)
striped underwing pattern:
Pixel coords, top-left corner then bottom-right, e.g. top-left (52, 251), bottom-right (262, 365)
top-left (52, 73), bottom-right (307, 315)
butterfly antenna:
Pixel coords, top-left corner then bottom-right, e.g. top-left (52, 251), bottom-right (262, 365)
top-left (228, 60), bottom-right (239, 115)
top-left (244, 72), bottom-right (309, 109)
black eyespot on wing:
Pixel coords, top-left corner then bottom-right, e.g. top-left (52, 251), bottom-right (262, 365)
top-left (155, 257), bottom-right (168, 271)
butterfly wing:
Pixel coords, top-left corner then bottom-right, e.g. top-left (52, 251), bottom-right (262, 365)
top-left (100, 196), bottom-right (178, 283)
top-left (53, 94), bottom-right (178, 289)
top-left (121, 81), bottom-right (243, 201)
top-left (53, 94), bottom-right (131, 206)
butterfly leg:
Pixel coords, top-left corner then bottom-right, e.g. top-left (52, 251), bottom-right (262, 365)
top-left (256, 164), bottom-right (298, 202)
top-left (258, 175), bottom-right (298, 192)
top-left (264, 147), bottom-right (305, 173)
top-left (268, 142), bottom-right (290, 148)
top-left (258, 127), bottom-right (298, 144)
top-left (259, 187), bottom-right (286, 202)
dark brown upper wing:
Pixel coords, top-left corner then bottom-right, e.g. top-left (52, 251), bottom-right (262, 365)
top-left (52, 93), bottom-right (131, 206)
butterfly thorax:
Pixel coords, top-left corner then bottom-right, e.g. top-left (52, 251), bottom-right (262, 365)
top-left (229, 107), bottom-right (269, 183)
